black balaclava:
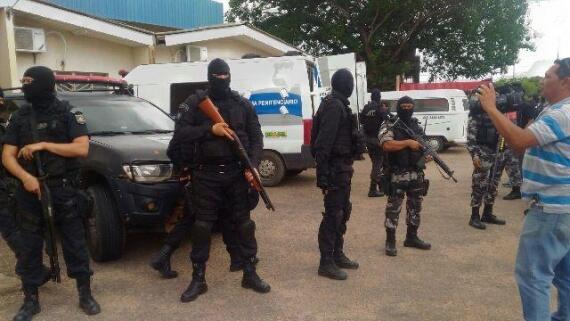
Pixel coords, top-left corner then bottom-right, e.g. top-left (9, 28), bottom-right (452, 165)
top-left (371, 89), bottom-right (381, 103)
top-left (331, 69), bottom-right (354, 99)
top-left (397, 96), bottom-right (415, 123)
top-left (208, 58), bottom-right (231, 99)
top-left (22, 66), bottom-right (56, 107)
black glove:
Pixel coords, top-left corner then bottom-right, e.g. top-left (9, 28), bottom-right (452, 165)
top-left (195, 89), bottom-right (207, 102)
top-left (316, 166), bottom-right (329, 190)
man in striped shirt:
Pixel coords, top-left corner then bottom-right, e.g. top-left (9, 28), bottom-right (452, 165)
top-left (478, 58), bottom-right (570, 321)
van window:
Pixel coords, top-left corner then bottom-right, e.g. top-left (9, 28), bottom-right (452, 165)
top-left (170, 82), bottom-right (209, 115)
top-left (385, 98), bottom-right (450, 113)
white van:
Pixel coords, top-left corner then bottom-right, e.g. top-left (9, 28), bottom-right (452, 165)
top-left (125, 54), bottom-right (367, 186)
top-left (378, 89), bottom-right (469, 152)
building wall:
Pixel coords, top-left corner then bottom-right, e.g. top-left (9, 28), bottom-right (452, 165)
top-left (14, 17), bottom-right (143, 78)
top-left (47, 0), bottom-right (223, 30)
top-left (153, 38), bottom-right (277, 64)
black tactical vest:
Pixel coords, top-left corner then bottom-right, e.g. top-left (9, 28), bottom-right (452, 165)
top-left (475, 113), bottom-right (499, 149)
top-left (17, 101), bottom-right (81, 177)
top-left (361, 102), bottom-right (383, 137)
top-left (195, 91), bottom-right (251, 165)
top-left (387, 122), bottom-right (424, 170)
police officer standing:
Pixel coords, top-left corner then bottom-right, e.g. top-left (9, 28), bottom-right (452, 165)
top-left (379, 96), bottom-right (432, 257)
top-left (0, 88), bottom-right (22, 255)
top-left (312, 69), bottom-right (362, 280)
top-left (466, 101), bottom-right (507, 230)
top-left (360, 88), bottom-right (388, 197)
top-left (2, 66), bottom-right (100, 321)
top-left (173, 58), bottom-right (270, 303)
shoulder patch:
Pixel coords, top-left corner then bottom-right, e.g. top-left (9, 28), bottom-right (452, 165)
top-left (74, 112), bottom-right (86, 125)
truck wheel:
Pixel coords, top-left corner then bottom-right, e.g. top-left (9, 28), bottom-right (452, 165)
top-left (85, 184), bottom-right (125, 262)
top-left (259, 151), bottom-right (286, 187)
top-left (427, 136), bottom-right (445, 153)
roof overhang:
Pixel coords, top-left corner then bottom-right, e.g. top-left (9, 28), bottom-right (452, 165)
top-left (161, 24), bottom-right (299, 54)
top-left (1, 0), bottom-right (154, 46)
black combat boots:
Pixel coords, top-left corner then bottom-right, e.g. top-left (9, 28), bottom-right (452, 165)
top-left (368, 182), bottom-right (384, 197)
top-left (385, 229), bottom-right (397, 257)
top-left (503, 186), bottom-right (522, 200)
top-left (318, 257), bottom-right (348, 280)
top-left (403, 225), bottom-right (431, 250)
top-left (13, 286), bottom-right (40, 321)
top-left (334, 252), bottom-right (359, 269)
top-left (150, 244), bottom-right (178, 279)
top-left (242, 257), bottom-right (271, 293)
top-left (77, 277), bottom-right (101, 316)
top-left (181, 263), bottom-right (208, 302)
top-left (481, 204), bottom-right (506, 225)
top-left (469, 207), bottom-right (486, 230)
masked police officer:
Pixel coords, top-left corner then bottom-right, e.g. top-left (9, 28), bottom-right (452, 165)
top-left (466, 100), bottom-right (507, 230)
top-left (172, 58), bottom-right (269, 303)
top-left (312, 69), bottom-right (363, 280)
top-left (149, 126), bottom-right (258, 278)
top-left (2, 66), bottom-right (100, 321)
top-left (360, 88), bottom-right (388, 197)
top-left (0, 88), bottom-right (21, 254)
top-left (379, 96), bottom-right (432, 257)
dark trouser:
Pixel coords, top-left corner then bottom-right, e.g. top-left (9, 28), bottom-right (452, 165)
top-left (189, 168), bottom-right (257, 264)
top-left (163, 202), bottom-right (195, 249)
top-left (0, 189), bottom-right (22, 256)
top-left (162, 196), bottom-right (256, 264)
top-left (318, 158), bottom-right (354, 259)
top-left (366, 141), bottom-right (383, 186)
top-left (15, 185), bottom-right (92, 287)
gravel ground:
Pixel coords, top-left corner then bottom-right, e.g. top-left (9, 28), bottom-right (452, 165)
top-left (0, 147), bottom-right (530, 321)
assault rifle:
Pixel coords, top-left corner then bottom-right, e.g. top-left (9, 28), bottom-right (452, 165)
top-left (485, 137), bottom-right (506, 196)
top-left (197, 97), bottom-right (275, 211)
top-left (30, 110), bottom-right (61, 283)
top-left (392, 117), bottom-right (458, 183)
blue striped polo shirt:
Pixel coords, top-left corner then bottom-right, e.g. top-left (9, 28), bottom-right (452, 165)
top-left (522, 97), bottom-right (570, 214)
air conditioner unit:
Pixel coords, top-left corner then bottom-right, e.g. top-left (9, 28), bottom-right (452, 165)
top-left (186, 45), bottom-right (208, 62)
top-left (15, 27), bottom-right (47, 53)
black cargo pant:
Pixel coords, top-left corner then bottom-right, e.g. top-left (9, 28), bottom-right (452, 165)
top-left (318, 158), bottom-right (354, 260)
top-left (366, 139), bottom-right (383, 186)
top-left (15, 185), bottom-right (92, 287)
top-left (189, 167), bottom-right (257, 264)
top-left (0, 184), bottom-right (22, 257)
top-left (163, 191), bottom-right (256, 265)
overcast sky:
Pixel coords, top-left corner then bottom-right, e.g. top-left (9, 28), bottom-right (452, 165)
top-left (215, 0), bottom-right (569, 78)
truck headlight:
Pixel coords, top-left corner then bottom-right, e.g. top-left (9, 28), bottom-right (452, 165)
top-left (122, 164), bottom-right (173, 183)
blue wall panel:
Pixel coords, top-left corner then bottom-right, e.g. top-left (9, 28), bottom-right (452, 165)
top-left (48, 0), bottom-right (223, 30)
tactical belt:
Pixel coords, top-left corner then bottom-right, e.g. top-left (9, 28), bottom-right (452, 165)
top-left (196, 163), bottom-right (242, 173)
top-left (42, 176), bottom-right (73, 188)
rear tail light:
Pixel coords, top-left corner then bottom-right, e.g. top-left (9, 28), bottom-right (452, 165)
top-left (303, 119), bottom-right (313, 145)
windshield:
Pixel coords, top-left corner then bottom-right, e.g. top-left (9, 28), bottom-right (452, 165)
top-left (71, 99), bottom-right (174, 134)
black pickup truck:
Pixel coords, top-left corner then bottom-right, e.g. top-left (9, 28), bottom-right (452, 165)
top-left (2, 91), bottom-right (182, 262)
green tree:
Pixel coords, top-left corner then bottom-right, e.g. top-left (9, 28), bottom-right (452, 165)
top-left (495, 77), bottom-right (542, 99)
top-left (228, 0), bottom-right (533, 89)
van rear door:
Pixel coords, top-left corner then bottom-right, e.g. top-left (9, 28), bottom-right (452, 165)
top-left (317, 53), bottom-right (366, 115)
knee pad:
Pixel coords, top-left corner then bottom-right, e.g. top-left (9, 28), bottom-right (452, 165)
top-left (238, 219), bottom-right (256, 242)
top-left (190, 220), bottom-right (213, 245)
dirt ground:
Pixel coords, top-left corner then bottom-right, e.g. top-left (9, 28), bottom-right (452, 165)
top-left (0, 147), bottom-right (530, 321)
